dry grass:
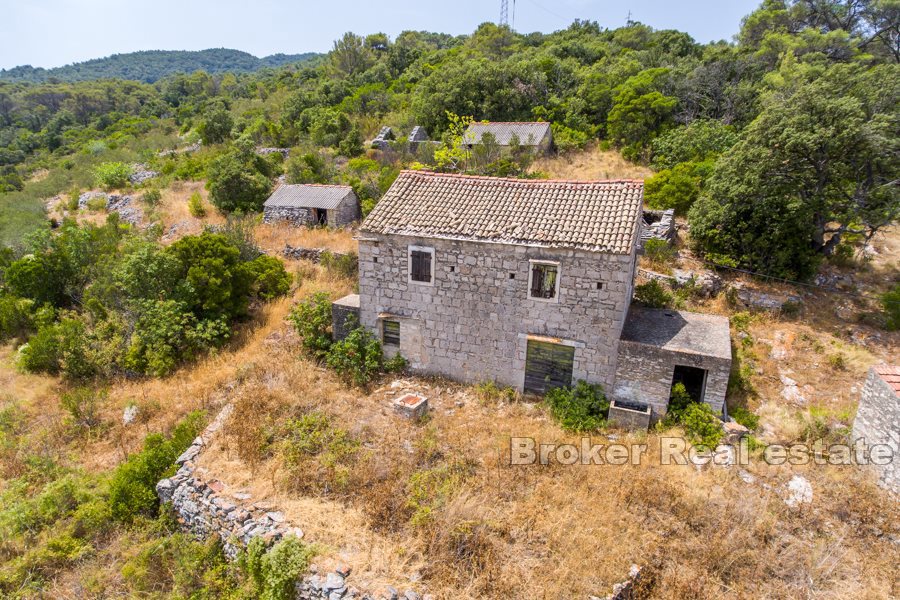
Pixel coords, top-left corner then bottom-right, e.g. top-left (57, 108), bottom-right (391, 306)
top-left (254, 222), bottom-right (358, 255)
top-left (533, 145), bottom-right (654, 181)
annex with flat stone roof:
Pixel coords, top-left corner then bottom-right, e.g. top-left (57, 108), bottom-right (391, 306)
top-left (852, 365), bottom-right (900, 494)
top-left (361, 170), bottom-right (644, 253)
top-left (263, 183), bottom-right (359, 227)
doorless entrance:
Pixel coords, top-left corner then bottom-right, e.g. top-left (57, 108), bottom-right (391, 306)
top-left (670, 365), bottom-right (707, 403)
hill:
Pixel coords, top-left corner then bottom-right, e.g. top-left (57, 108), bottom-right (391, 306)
top-left (0, 48), bottom-right (321, 83)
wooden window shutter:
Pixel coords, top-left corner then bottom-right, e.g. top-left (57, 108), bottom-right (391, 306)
top-left (411, 250), bottom-right (431, 282)
top-left (530, 264), bottom-right (543, 297)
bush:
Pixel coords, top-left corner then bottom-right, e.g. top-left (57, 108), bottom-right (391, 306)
top-left (108, 411), bottom-right (204, 522)
top-left (278, 412), bottom-right (359, 490)
top-left (288, 292), bottom-right (333, 359)
top-left (188, 192), bottom-right (206, 217)
top-left (728, 405), bottom-right (760, 430)
top-left (142, 189), bottom-right (162, 206)
top-left (0, 294), bottom-right (34, 341)
top-left (244, 255), bottom-right (291, 300)
top-left (60, 387), bottom-right (104, 431)
top-left (94, 162), bottom-right (132, 190)
top-left (643, 238), bottom-right (676, 268)
top-left (679, 402), bottom-right (724, 449)
top-left (240, 536), bottom-right (314, 600)
top-left (326, 327), bottom-right (383, 388)
top-left (634, 280), bottom-right (673, 308)
top-left (545, 380), bottom-right (609, 432)
top-left (206, 150), bottom-right (271, 213)
top-left (882, 283), bottom-right (900, 331)
top-left (320, 251), bottom-right (358, 279)
top-left (473, 381), bottom-right (518, 404)
top-left (667, 382), bottom-right (693, 414)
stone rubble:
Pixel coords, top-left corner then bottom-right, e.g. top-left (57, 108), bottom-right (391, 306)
top-left (156, 403), bottom-right (421, 600)
top-left (129, 163), bottom-right (159, 185)
top-left (105, 194), bottom-right (143, 225)
top-left (283, 244), bottom-right (354, 263)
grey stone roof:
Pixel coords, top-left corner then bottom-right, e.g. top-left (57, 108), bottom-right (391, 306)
top-left (463, 121), bottom-right (551, 146)
top-left (361, 170), bottom-right (644, 254)
top-left (263, 184), bottom-right (355, 210)
top-left (620, 307), bottom-right (732, 360)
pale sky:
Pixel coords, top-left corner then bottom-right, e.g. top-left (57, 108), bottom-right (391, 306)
top-left (0, 0), bottom-right (762, 70)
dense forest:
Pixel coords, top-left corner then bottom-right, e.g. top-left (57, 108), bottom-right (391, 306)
top-left (0, 0), bottom-right (898, 278)
top-left (0, 49), bottom-right (321, 83)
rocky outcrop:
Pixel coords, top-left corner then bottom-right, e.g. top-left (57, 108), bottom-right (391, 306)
top-left (129, 164), bottom-right (159, 185)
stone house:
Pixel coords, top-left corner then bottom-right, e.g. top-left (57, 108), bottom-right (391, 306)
top-left (852, 365), bottom-right (899, 494)
top-left (462, 122), bottom-right (553, 155)
top-left (334, 170), bottom-right (731, 419)
top-left (262, 184), bottom-right (359, 227)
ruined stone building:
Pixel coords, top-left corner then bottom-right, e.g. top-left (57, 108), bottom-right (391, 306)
top-left (263, 184), bottom-right (360, 227)
top-left (852, 365), bottom-right (900, 494)
top-left (462, 121), bottom-right (553, 155)
top-left (334, 171), bottom-right (732, 420)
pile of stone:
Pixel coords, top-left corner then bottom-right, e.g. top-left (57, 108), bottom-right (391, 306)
top-left (106, 194), bottom-right (143, 225)
top-left (729, 282), bottom-right (801, 311)
top-left (640, 209), bottom-right (676, 244)
top-left (129, 164), bottom-right (159, 185)
top-left (297, 569), bottom-right (424, 600)
top-left (283, 244), bottom-right (353, 263)
top-left (672, 268), bottom-right (723, 297)
top-left (158, 141), bottom-right (202, 157)
top-left (78, 190), bottom-right (108, 210)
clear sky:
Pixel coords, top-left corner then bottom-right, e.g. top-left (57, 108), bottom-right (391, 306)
top-left (0, 0), bottom-right (762, 70)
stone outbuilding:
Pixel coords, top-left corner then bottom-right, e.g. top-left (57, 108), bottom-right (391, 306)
top-left (462, 121), bottom-right (553, 154)
top-left (852, 365), bottom-right (900, 494)
top-left (262, 184), bottom-right (360, 227)
top-left (613, 307), bottom-right (732, 417)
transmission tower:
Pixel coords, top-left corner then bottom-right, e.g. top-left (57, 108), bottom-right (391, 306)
top-left (500, 0), bottom-right (509, 27)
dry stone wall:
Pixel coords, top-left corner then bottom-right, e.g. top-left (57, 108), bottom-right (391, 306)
top-left (156, 404), bottom-right (423, 600)
top-left (851, 367), bottom-right (900, 495)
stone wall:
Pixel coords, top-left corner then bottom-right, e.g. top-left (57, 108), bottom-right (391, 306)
top-left (851, 367), bottom-right (900, 495)
top-left (329, 193), bottom-right (362, 227)
top-left (358, 233), bottom-right (637, 391)
top-left (156, 405), bottom-right (425, 600)
top-left (640, 209), bottom-right (675, 244)
top-left (332, 294), bottom-right (361, 341)
top-left (607, 400), bottom-right (652, 430)
top-left (265, 205), bottom-right (314, 226)
top-left (613, 340), bottom-right (730, 416)
top-left (282, 245), bottom-right (355, 264)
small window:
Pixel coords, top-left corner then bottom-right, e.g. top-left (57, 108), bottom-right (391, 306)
top-left (529, 261), bottom-right (559, 301)
top-left (408, 246), bottom-right (434, 284)
top-left (373, 256), bottom-right (378, 263)
top-left (383, 320), bottom-right (400, 346)
top-left (450, 265), bottom-right (455, 272)
top-left (509, 273), bottom-right (516, 280)
top-left (596, 282), bottom-right (603, 290)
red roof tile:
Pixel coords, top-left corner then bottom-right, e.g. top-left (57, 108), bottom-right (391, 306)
top-left (873, 365), bottom-right (900, 394)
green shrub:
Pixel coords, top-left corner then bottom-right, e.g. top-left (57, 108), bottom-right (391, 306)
top-left (94, 162), bottom-right (132, 190)
top-left (326, 327), bottom-right (383, 388)
top-left (122, 532), bottom-right (235, 597)
top-left (383, 352), bottom-right (408, 374)
top-left (643, 238), bottom-right (676, 268)
top-left (545, 380), bottom-right (609, 432)
top-left (278, 412), bottom-right (359, 489)
top-left (240, 536), bottom-right (315, 600)
top-left (108, 411), bottom-right (204, 523)
top-left (288, 292), bottom-right (333, 359)
top-left (244, 255), bottom-right (291, 300)
top-left (679, 402), bottom-right (724, 449)
top-left (60, 387), bottom-right (104, 431)
top-left (17, 317), bottom-right (96, 379)
top-left (320, 251), bottom-right (358, 280)
top-left (728, 405), bottom-right (760, 430)
top-left (474, 381), bottom-right (518, 404)
top-left (882, 283), bottom-right (900, 331)
top-left (634, 280), bottom-right (673, 308)
top-left (667, 382), bottom-right (693, 414)
top-left (142, 189), bottom-right (162, 206)
top-left (0, 294), bottom-right (34, 341)
top-left (188, 192), bottom-right (206, 218)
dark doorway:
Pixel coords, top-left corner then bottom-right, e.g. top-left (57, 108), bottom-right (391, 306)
top-left (671, 365), bottom-right (707, 403)
top-left (313, 209), bottom-right (328, 226)
top-left (524, 340), bottom-right (574, 395)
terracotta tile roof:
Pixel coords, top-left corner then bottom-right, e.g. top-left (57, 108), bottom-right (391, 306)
top-left (873, 365), bottom-right (900, 394)
top-left (361, 170), bottom-right (644, 254)
top-left (463, 121), bottom-right (551, 146)
top-left (263, 184), bottom-right (355, 209)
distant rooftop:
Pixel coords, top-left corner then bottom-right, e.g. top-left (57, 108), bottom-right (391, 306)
top-left (361, 170), bottom-right (644, 254)
top-left (873, 365), bottom-right (900, 395)
top-left (462, 121), bottom-right (551, 146)
top-left (620, 307), bottom-right (732, 360)
top-left (263, 184), bottom-right (355, 209)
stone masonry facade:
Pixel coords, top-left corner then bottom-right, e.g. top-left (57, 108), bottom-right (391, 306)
top-left (851, 366), bottom-right (900, 495)
top-left (357, 233), bottom-right (637, 391)
top-left (613, 340), bottom-right (730, 416)
top-left (263, 194), bottom-right (359, 227)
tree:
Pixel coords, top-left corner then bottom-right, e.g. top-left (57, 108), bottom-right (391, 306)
top-left (607, 68), bottom-right (678, 160)
top-left (689, 63), bottom-right (899, 279)
top-left (197, 102), bottom-right (233, 144)
top-left (330, 32), bottom-right (374, 78)
top-left (206, 145), bottom-right (272, 213)
top-left (644, 160), bottom-right (713, 215)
